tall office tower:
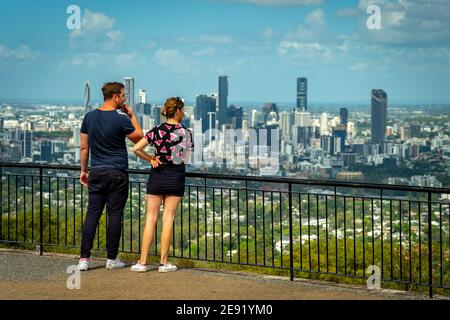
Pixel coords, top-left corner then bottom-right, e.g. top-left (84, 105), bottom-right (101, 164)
top-left (21, 130), bottom-right (32, 158)
top-left (138, 89), bottom-right (147, 104)
top-left (293, 126), bottom-right (314, 148)
top-left (83, 81), bottom-right (90, 113)
top-left (320, 112), bottom-right (329, 135)
top-left (196, 94), bottom-right (217, 133)
top-left (332, 124), bottom-right (347, 155)
top-left (40, 140), bottom-right (52, 162)
top-left (296, 77), bottom-right (307, 111)
top-left (294, 110), bottom-right (311, 127)
top-left (124, 77), bottom-right (135, 107)
top-left (227, 105), bottom-right (243, 129)
top-left (218, 76), bottom-right (228, 126)
top-left (280, 111), bottom-right (292, 138)
top-left (263, 103), bottom-right (279, 123)
top-left (250, 109), bottom-right (260, 128)
top-left (371, 89), bottom-right (388, 144)
top-left (340, 108), bottom-right (349, 126)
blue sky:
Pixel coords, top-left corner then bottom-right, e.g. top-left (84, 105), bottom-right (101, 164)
top-left (1, 0), bottom-right (450, 105)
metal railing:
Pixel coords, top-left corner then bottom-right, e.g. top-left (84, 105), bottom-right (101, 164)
top-left (1, 162), bottom-right (449, 298)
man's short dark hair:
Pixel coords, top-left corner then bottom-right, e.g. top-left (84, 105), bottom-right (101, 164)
top-left (102, 82), bottom-right (125, 101)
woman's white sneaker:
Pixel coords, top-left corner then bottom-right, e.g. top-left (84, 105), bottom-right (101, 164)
top-left (130, 262), bottom-right (150, 273)
top-left (158, 262), bottom-right (177, 273)
top-left (77, 259), bottom-right (90, 271)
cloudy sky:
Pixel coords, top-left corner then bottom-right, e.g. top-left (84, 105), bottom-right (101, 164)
top-left (0, 0), bottom-right (449, 104)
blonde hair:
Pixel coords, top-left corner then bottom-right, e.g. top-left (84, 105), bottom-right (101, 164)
top-left (161, 97), bottom-right (184, 119)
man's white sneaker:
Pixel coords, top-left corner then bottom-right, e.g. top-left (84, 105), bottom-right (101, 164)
top-left (158, 262), bottom-right (177, 273)
top-left (77, 259), bottom-right (90, 271)
top-left (106, 258), bottom-right (126, 270)
top-left (130, 262), bottom-right (150, 273)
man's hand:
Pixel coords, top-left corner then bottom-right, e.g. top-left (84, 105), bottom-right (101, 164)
top-left (80, 171), bottom-right (89, 187)
top-left (122, 104), bottom-right (134, 118)
top-left (149, 155), bottom-right (163, 168)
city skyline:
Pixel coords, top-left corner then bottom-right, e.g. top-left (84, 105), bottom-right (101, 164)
top-left (1, 0), bottom-right (450, 104)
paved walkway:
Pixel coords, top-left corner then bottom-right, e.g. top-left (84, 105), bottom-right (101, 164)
top-left (0, 249), bottom-right (444, 300)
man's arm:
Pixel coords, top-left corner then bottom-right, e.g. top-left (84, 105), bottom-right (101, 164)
top-left (80, 133), bottom-right (89, 187)
top-left (122, 104), bottom-right (144, 143)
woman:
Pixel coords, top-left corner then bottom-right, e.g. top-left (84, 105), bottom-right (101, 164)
top-left (130, 97), bottom-right (194, 272)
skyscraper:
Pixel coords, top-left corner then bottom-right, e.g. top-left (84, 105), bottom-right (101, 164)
top-left (138, 89), bottom-right (147, 104)
top-left (296, 77), bottom-right (307, 111)
top-left (196, 94), bottom-right (217, 133)
top-left (371, 89), bottom-right (388, 144)
top-left (263, 103), bottom-right (279, 123)
top-left (340, 108), bottom-right (348, 126)
top-left (124, 77), bottom-right (135, 107)
top-left (41, 140), bottom-right (52, 162)
top-left (218, 76), bottom-right (228, 126)
top-left (21, 130), bottom-right (32, 158)
top-left (83, 81), bottom-right (90, 113)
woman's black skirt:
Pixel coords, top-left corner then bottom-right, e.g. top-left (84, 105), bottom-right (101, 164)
top-left (146, 163), bottom-right (186, 196)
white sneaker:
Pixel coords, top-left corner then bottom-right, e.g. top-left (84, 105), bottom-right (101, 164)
top-left (158, 262), bottom-right (177, 273)
top-left (130, 262), bottom-right (150, 273)
top-left (77, 259), bottom-right (90, 271)
top-left (106, 258), bottom-right (126, 270)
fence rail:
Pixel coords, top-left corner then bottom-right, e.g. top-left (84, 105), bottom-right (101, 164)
top-left (1, 162), bottom-right (449, 298)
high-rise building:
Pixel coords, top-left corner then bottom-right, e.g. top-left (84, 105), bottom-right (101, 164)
top-left (332, 125), bottom-right (347, 155)
top-left (371, 89), bottom-right (388, 144)
top-left (218, 76), bottom-right (228, 126)
top-left (227, 105), bottom-right (243, 130)
top-left (21, 130), bottom-right (32, 158)
top-left (280, 111), bottom-right (292, 138)
top-left (124, 77), bottom-right (135, 107)
top-left (296, 77), bottom-right (307, 111)
top-left (41, 140), bottom-right (52, 162)
top-left (138, 89), bottom-right (147, 104)
top-left (250, 109), bottom-right (261, 128)
top-left (263, 103), bottom-right (279, 123)
top-left (83, 81), bottom-right (90, 113)
top-left (320, 113), bottom-right (329, 135)
top-left (196, 94), bottom-right (217, 133)
top-left (294, 110), bottom-right (310, 127)
top-left (340, 108), bottom-right (348, 126)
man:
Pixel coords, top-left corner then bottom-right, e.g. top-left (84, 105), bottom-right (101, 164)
top-left (77, 82), bottom-right (144, 271)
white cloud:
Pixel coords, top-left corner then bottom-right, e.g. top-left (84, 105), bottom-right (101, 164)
top-left (278, 40), bottom-right (332, 63)
top-left (336, 8), bottom-right (359, 17)
top-left (178, 34), bottom-right (233, 44)
top-left (284, 8), bottom-right (329, 43)
top-left (305, 8), bottom-right (325, 26)
top-left (69, 53), bottom-right (104, 67)
top-left (155, 49), bottom-right (193, 73)
top-left (115, 53), bottom-right (146, 67)
top-left (0, 45), bottom-right (40, 65)
top-left (218, 0), bottom-right (323, 5)
top-left (263, 28), bottom-right (275, 39)
top-left (192, 47), bottom-right (216, 56)
top-left (69, 10), bottom-right (124, 50)
top-left (348, 62), bottom-right (367, 72)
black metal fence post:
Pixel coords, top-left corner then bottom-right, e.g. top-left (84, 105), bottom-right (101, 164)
top-left (428, 191), bottom-right (433, 299)
top-left (39, 167), bottom-right (44, 256)
top-left (288, 182), bottom-right (294, 281)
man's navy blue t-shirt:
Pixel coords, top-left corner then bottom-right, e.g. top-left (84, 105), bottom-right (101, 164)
top-left (80, 109), bottom-right (135, 171)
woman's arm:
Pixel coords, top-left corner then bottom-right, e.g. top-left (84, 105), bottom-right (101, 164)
top-left (132, 137), bottom-right (162, 168)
